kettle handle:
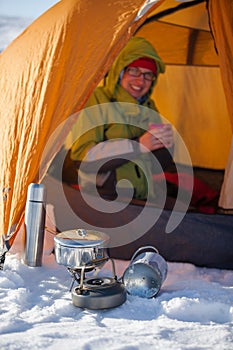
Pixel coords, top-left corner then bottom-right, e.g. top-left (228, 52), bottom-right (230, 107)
top-left (129, 245), bottom-right (159, 265)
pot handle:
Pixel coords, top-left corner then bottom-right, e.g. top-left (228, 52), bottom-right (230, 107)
top-left (129, 245), bottom-right (159, 265)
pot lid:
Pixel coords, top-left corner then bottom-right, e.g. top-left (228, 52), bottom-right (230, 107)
top-left (54, 229), bottom-right (109, 248)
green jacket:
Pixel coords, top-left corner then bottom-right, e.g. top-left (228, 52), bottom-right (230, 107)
top-left (70, 37), bottom-right (166, 200)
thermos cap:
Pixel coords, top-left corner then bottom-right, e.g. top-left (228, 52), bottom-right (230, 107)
top-left (27, 183), bottom-right (46, 202)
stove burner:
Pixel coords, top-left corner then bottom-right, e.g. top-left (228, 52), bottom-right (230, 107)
top-left (86, 278), bottom-right (109, 286)
top-left (68, 258), bottom-right (127, 309)
top-left (72, 278), bottom-right (127, 309)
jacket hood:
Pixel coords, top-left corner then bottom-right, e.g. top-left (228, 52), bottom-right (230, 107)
top-left (105, 36), bottom-right (165, 99)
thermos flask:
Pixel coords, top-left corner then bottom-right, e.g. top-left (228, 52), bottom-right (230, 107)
top-left (122, 246), bottom-right (167, 298)
top-left (24, 183), bottom-right (46, 267)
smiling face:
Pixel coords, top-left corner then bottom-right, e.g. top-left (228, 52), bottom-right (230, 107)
top-left (120, 67), bottom-right (154, 99)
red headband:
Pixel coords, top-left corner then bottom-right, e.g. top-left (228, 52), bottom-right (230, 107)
top-left (128, 57), bottom-right (157, 75)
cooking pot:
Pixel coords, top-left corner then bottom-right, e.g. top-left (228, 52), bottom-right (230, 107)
top-left (54, 229), bottom-right (109, 270)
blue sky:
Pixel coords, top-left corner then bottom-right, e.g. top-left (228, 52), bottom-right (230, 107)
top-left (0, 0), bottom-right (59, 18)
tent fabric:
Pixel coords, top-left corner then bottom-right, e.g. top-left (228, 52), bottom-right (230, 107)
top-left (0, 0), bottom-right (163, 250)
top-left (136, 0), bottom-right (232, 170)
top-left (1, 0), bottom-right (233, 263)
top-left (208, 0), bottom-right (233, 209)
top-left (208, 0), bottom-right (233, 128)
top-left (219, 138), bottom-right (233, 209)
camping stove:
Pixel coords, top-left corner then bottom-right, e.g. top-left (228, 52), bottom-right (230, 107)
top-left (69, 258), bottom-right (127, 310)
top-left (54, 229), bottom-right (127, 309)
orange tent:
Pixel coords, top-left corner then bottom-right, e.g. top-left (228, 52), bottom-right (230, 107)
top-left (0, 0), bottom-right (233, 267)
top-left (0, 0), bottom-right (161, 256)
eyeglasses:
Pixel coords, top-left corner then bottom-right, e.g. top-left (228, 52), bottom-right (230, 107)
top-left (125, 67), bottom-right (156, 82)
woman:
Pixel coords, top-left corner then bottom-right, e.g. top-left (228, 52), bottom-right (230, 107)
top-left (69, 36), bottom-right (174, 203)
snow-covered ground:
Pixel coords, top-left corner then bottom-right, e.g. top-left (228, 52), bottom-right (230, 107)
top-left (0, 230), bottom-right (232, 350)
top-left (0, 12), bottom-right (233, 350)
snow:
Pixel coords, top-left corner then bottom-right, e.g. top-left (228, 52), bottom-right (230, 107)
top-left (0, 231), bottom-right (233, 350)
top-left (0, 11), bottom-right (233, 350)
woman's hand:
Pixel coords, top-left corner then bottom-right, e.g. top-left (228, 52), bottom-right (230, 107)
top-left (139, 123), bottom-right (174, 152)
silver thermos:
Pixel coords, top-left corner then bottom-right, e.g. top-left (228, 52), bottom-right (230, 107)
top-left (24, 183), bottom-right (46, 267)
